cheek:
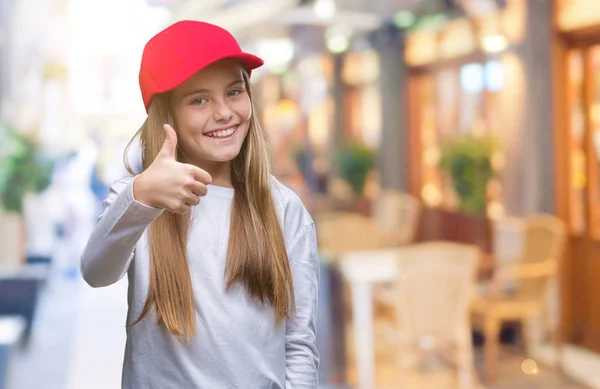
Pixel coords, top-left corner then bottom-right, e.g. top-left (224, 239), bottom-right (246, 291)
top-left (245, 103), bottom-right (252, 121)
top-left (235, 97), bottom-right (252, 122)
top-left (177, 109), bottom-right (209, 136)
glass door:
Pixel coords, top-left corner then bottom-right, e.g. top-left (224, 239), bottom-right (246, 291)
top-left (565, 44), bottom-right (600, 238)
top-left (586, 45), bottom-right (600, 238)
top-left (567, 49), bottom-right (588, 234)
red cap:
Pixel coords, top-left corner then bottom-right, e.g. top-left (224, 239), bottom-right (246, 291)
top-left (139, 20), bottom-right (264, 112)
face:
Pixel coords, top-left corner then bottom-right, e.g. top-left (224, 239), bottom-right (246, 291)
top-left (171, 59), bottom-right (252, 166)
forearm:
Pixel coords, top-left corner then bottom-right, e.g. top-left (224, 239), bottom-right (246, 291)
top-left (81, 177), bottom-right (162, 287)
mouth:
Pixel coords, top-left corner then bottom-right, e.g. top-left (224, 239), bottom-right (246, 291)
top-left (204, 125), bottom-right (238, 140)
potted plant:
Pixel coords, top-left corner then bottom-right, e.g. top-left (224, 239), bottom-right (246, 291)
top-left (436, 134), bottom-right (499, 252)
top-left (0, 123), bottom-right (54, 266)
top-left (439, 134), bottom-right (498, 216)
top-left (335, 143), bottom-right (375, 215)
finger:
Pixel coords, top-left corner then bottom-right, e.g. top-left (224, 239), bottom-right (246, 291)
top-left (190, 181), bottom-right (208, 197)
top-left (159, 124), bottom-right (178, 159)
top-left (184, 192), bottom-right (200, 206)
top-left (189, 166), bottom-right (212, 185)
top-left (170, 203), bottom-right (190, 214)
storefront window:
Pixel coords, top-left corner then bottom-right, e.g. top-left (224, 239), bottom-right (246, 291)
top-left (459, 63), bottom-right (485, 134)
top-left (419, 74), bottom-right (443, 207)
top-left (341, 50), bottom-right (381, 145)
top-left (567, 49), bottom-right (589, 234)
top-left (484, 60), bottom-right (504, 92)
top-left (586, 45), bottom-right (600, 237)
top-left (561, 45), bottom-right (600, 237)
top-left (437, 68), bottom-right (459, 139)
top-left (415, 59), bottom-right (505, 215)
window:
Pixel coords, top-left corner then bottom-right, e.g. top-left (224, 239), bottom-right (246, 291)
top-left (567, 44), bottom-right (600, 238)
top-left (414, 59), bottom-right (506, 216)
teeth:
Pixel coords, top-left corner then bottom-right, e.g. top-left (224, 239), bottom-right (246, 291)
top-left (208, 126), bottom-right (235, 138)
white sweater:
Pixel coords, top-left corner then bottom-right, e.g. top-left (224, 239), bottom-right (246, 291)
top-left (80, 176), bottom-right (320, 389)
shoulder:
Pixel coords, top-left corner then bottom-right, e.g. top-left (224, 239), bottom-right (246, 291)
top-left (269, 176), bottom-right (314, 242)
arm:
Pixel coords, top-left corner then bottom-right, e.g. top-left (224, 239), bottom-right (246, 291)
top-left (80, 176), bottom-right (163, 287)
top-left (286, 223), bottom-right (320, 389)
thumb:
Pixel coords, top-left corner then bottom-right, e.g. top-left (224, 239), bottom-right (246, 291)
top-left (160, 124), bottom-right (177, 158)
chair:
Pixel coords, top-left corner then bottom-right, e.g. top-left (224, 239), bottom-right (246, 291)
top-left (370, 191), bottom-right (422, 312)
top-left (316, 190), bottom-right (421, 257)
top-left (471, 214), bottom-right (566, 382)
top-left (372, 190), bottom-right (422, 247)
top-left (388, 242), bottom-right (481, 389)
top-left (316, 191), bottom-right (422, 326)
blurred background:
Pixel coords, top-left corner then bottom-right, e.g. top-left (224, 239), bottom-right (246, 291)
top-left (0, 0), bottom-right (598, 388)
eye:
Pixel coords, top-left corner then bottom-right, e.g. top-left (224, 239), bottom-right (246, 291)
top-left (191, 97), bottom-right (208, 105)
top-left (227, 89), bottom-right (243, 97)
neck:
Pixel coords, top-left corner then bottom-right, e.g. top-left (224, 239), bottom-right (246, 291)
top-left (195, 159), bottom-right (232, 187)
top-left (204, 161), bottom-right (232, 187)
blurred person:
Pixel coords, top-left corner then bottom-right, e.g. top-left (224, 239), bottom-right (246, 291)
top-left (51, 139), bottom-right (99, 277)
top-left (102, 135), bottom-right (143, 188)
top-left (23, 190), bottom-right (59, 265)
top-left (80, 21), bottom-right (319, 389)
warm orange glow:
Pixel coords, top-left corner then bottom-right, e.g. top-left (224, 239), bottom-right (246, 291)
top-left (558, 0), bottom-right (600, 31)
top-left (521, 359), bottom-right (538, 375)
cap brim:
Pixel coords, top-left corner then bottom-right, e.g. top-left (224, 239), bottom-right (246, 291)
top-left (226, 52), bottom-right (264, 72)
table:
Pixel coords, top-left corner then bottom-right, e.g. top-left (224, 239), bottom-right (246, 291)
top-left (337, 242), bottom-right (495, 389)
top-left (339, 249), bottom-right (399, 389)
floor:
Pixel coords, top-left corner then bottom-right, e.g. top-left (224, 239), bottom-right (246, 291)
top-left (342, 321), bottom-right (590, 389)
top-left (1, 271), bottom-right (593, 389)
top-left (3, 274), bottom-right (79, 389)
top-left (3, 271), bottom-right (127, 389)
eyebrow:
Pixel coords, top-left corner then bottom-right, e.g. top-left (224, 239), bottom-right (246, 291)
top-left (181, 79), bottom-right (245, 100)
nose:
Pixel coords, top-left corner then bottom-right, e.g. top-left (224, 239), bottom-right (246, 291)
top-left (212, 99), bottom-right (233, 122)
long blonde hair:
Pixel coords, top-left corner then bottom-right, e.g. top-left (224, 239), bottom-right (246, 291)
top-left (124, 71), bottom-right (295, 342)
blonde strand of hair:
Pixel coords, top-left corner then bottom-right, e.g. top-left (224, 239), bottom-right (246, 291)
top-left (126, 93), bottom-right (196, 343)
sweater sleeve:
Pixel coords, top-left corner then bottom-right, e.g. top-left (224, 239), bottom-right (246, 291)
top-left (80, 176), bottom-right (163, 287)
top-left (285, 223), bottom-right (320, 389)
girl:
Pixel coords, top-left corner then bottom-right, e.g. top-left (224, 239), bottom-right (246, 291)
top-left (81, 20), bottom-right (319, 389)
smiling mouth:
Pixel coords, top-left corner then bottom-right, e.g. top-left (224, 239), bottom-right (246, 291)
top-left (204, 126), bottom-right (237, 139)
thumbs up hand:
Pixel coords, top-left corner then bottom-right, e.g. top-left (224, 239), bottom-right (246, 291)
top-left (133, 124), bottom-right (212, 213)
top-left (158, 123), bottom-right (179, 160)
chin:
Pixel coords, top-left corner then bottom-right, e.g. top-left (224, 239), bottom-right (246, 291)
top-left (210, 150), bottom-right (242, 162)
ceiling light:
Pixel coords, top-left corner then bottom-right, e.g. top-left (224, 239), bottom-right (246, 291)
top-left (256, 38), bottom-right (295, 65)
top-left (327, 35), bottom-right (349, 53)
top-left (482, 34), bottom-right (508, 53)
top-left (325, 26), bottom-right (351, 54)
top-left (314, 0), bottom-right (336, 20)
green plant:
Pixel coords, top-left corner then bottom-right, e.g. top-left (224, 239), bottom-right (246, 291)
top-left (0, 124), bottom-right (54, 213)
top-left (336, 143), bottom-right (375, 196)
top-left (439, 134), bottom-right (498, 216)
